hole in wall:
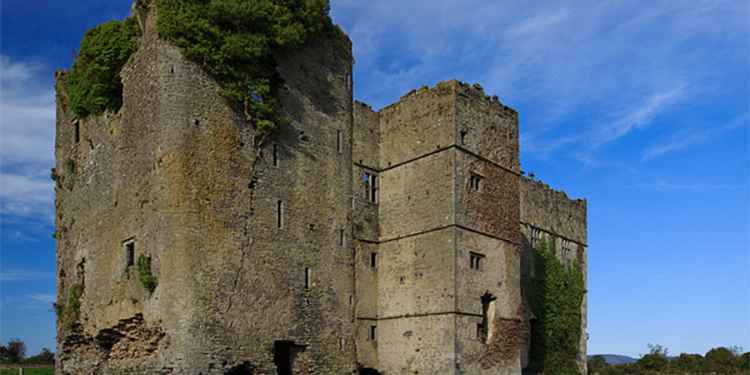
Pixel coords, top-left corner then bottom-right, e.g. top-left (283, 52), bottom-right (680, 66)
top-left (225, 362), bottom-right (255, 375)
top-left (273, 341), bottom-right (304, 375)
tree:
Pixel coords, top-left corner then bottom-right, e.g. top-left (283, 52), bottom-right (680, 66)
top-left (705, 347), bottom-right (736, 372)
top-left (739, 352), bottom-right (750, 370)
top-left (0, 338), bottom-right (27, 364)
top-left (672, 353), bottom-right (703, 372)
top-left (25, 348), bottom-right (55, 365)
top-left (588, 355), bottom-right (609, 374)
top-left (637, 344), bottom-right (668, 372)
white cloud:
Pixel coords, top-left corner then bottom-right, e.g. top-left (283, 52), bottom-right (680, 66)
top-left (0, 171), bottom-right (54, 218)
top-left (628, 181), bottom-right (738, 193)
top-left (594, 85), bottom-right (688, 147)
top-left (507, 9), bottom-right (569, 38)
top-left (30, 293), bottom-right (56, 304)
top-left (331, 0), bottom-right (748, 163)
top-left (641, 113), bottom-right (749, 161)
top-left (0, 270), bottom-right (54, 282)
top-left (0, 55), bottom-right (56, 221)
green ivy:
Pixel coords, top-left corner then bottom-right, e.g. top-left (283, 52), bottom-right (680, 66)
top-left (529, 239), bottom-right (585, 375)
top-left (61, 283), bottom-right (84, 328)
top-left (155, 0), bottom-right (334, 140)
top-left (137, 254), bottom-right (158, 293)
top-left (67, 18), bottom-right (140, 118)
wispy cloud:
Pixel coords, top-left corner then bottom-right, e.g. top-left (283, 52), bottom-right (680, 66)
top-left (628, 180), bottom-right (739, 193)
top-left (594, 85), bottom-right (688, 147)
top-left (0, 270), bottom-right (54, 282)
top-left (0, 54), bottom-right (56, 221)
top-left (332, 0), bottom-right (747, 165)
top-left (642, 114), bottom-right (749, 161)
top-left (30, 293), bottom-right (56, 304)
top-left (508, 9), bottom-right (569, 37)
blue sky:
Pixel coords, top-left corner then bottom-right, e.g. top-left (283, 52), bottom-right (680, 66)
top-left (1, 0), bottom-right (748, 358)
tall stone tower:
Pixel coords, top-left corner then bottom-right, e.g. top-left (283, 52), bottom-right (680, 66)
top-left (352, 82), bottom-right (526, 374)
top-left (55, 3), bottom-right (587, 375)
top-left (55, 4), bottom-right (357, 374)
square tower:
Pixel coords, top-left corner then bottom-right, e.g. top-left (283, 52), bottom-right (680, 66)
top-left (353, 81), bottom-right (525, 374)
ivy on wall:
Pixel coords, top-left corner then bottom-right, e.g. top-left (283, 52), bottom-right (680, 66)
top-left (67, 18), bottom-right (140, 118)
top-left (56, 283), bottom-right (84, 329)
top-left (137, 254), bottom-right (158, 293)
top-left (528, 239), bottom-right (585, 375)
top-left (155, 0), bottom-right (336, 141)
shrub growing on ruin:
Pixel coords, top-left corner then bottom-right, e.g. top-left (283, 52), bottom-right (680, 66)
top-left (67, 18), bottom-right (140, 118)
top-left (154, 0), bottom-right (336, 141)
top-left (61, 283), bottom-right (84, 328)
top-left (528, 239), bottom-right (585, 375)
top-left (137, 254), bottom-right (158, 293)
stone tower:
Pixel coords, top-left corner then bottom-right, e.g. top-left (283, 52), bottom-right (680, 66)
top-left (54, 4), bottom-right (587, 375)
top-left (352, 82), bottom-right (525, 375)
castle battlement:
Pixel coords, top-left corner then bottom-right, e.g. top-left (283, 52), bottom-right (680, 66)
top-left (55, 7), bottom-right (587, 375)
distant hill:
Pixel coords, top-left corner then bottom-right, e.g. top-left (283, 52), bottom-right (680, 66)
top-left (588, 354), bottom-right (638, 365)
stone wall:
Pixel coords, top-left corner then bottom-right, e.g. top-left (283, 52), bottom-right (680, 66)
top-left (519, 176), bottom-right (588, 373)
top-left (56, 5), bottom-right (587, 372)
top-left (55, 2), bottom-right (356, 373)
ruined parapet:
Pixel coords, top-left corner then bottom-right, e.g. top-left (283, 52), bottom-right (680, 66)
top-left (55, 1), bottom-right (355, 373)
top-left (56, 2), bottom-right (586, 372)
top-left (518, 176), bottom-right (588, 373)
top-left (520, 176), bottom-right (587, 246)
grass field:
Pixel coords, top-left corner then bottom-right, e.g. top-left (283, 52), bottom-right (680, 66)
top-left (0, 368), bottom-right (54, 375)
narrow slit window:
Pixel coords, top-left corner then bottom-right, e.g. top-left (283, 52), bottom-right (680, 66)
top-left (339, 229), bottom-right (345, 246)
top-left (371, 175), bottom-right (379, 203)
top-left (363, 172), bottom-right (379, 203)
top-left (272, 144), bottom-right (279, 167)
top-left (304, 267), bottom-right (312, 290)
top-left (339, 338), bottom-right (346, 351)
top-left (336, 130), bottom-right (343, 154)
top-left (460, 129), bottom-right (468, 145)
top-left (370, 252), bottom-right (377, 269)
top-left (74, 122), bottom-right (80, 144)
top-left (470, 252), bottom-right (484, 271)
top-left (369, 325), bottom-right (377, 341)
top-left (123, 239), bottom-right (135, 267)
top-left (531, 228), bottom-right (542, 247)
top-left (277, 200), bottom-right (284, 229)
top-left (562, 239), bottom-right (574, 260)
top-left (470, 173), bottom-right (483, 192)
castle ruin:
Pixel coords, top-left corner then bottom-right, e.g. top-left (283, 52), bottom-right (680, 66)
top-left (54, 3), bottom-right (587, 374)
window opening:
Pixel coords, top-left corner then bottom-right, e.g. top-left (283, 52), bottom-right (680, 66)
top-left (470, 173), bottom-right (483, 192)
top-left (470, 252), bottom-right (485, 271)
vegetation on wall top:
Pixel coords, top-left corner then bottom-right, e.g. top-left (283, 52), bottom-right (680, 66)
top-left (528, 239), bottom-right (585, 375)
top-left (155, 0), bottom-right (337, 141)
top-left (67, 18), bottom-right (140, 118)
top-left (65, 0), bottom-right (340, 140)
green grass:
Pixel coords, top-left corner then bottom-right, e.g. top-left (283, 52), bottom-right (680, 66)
top-left (0, 368), bottom-right (54, 375)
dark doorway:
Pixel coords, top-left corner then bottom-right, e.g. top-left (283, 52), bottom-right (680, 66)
top-left (359, 368), bottom-right (380, 375)
top-left (274, 341), bottom-right (304, 375)
top-left (225, 362), bottom-right (255, 375)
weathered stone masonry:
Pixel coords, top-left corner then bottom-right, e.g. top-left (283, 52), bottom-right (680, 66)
top-left (55, 5), bottom-right (587, 375)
